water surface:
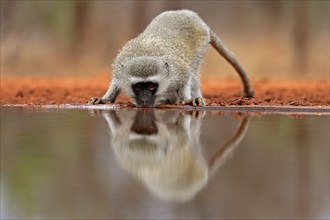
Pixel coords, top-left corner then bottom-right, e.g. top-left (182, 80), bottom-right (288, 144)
top-left (1, 107), bottom-right (329, 219)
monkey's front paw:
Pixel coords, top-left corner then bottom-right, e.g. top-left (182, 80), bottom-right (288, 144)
top-left (188, 110), bottom-right (206, 119)
top-left (88, 97), bottom-right (105, 105)
top-left (182, 97), bottom-right (206, 107)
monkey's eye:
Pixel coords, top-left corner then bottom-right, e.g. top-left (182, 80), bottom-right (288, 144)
top-left (132, 82), bottom-right (158, 94)
top-left (148, 83), bottom-right (157, 91)
top-left (133, 83), bottom-right (144, 91)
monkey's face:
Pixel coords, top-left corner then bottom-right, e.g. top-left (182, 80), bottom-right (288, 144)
top-left (131, 82), bottom-right (159, 107)
top-left (116, 56), bottom-right (173, 107)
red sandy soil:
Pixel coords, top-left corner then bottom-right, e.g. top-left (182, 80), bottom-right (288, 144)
top-left (1, 74), bottom-right (329, 107)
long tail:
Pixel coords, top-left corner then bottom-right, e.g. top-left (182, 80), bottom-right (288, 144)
top-left (209, 30), bottom-right (254, 98)
top-left (208, 117), bottom-right (250, 175)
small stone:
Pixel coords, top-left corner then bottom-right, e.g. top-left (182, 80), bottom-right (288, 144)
top-left (16, 91), bottom-right (24, 98)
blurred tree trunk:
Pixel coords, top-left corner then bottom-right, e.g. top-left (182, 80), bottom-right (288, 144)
top-left (292, 2), bottom-right (309, 75)
top-left (265, 1), bottom-right (282, 30)
top-left (163, 1), bottom-right (183, 10)
top-left (131, 1), bottom-right (183, 37)
top-left (0, 0), bottom-right (17, 39)
top-left (73, 0), bottom-right (90, 58)
top-left (131, 1), bottom-right (148, 36)
top-left (0, 0), bottom-right (20, 70)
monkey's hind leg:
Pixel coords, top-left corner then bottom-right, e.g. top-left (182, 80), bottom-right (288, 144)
top-left (210, 30), bottom-right (254, 98)
top-left (88, 80), bottom-right (121, 105)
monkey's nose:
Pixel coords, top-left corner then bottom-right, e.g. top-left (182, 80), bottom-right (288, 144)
top-left (141, 97), bottom-right (153, 107)
top-left (141, 97), bottom-right (148, 102)
top-left (138, 99), bottom-right (148, 107)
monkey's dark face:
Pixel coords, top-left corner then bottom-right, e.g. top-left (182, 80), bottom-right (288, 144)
top-left (132, 82), bottom-right (159, 107)
top-left (131, 110), bottom-right (158, 135)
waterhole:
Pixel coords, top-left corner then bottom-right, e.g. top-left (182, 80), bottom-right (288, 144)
top-left (1, 107), bottom-right (329, 219)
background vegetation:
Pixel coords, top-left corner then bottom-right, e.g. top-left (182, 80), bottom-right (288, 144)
top-left (1, 0), bottom-right (329, 80)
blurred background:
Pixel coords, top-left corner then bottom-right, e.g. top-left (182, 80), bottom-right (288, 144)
top-left (1, 0), bottom-right (329, 80)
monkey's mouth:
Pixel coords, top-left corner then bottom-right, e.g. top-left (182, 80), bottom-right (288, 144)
top-left (134, 102), bottom-right (155, 108)
top-left (134, 99), bottom-right (156, 107)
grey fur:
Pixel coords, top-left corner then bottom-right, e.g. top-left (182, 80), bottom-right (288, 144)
top-left (88, 10), bottom-right (254, 106)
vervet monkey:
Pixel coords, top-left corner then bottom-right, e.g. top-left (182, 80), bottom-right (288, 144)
top-left (88, 10), bottom-right (254, 107)
top-left (101, 109), bottom-right (250, 201)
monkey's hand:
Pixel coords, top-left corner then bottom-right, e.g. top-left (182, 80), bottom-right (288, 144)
top-left (181, 97), bottom-right (206, 107)
top-left (182, 110), bottom-right (206, 119)
top-left (88, 97), bottom-right (110, 105)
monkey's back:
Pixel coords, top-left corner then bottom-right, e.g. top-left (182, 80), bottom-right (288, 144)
top-left (115, 10), bottom-right (210, 74)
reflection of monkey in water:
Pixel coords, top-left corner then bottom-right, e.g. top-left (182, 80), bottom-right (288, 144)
top-left (102, 110), bottom-right (249, 201)
top-left (89, 10), bottom-right (254, 107)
